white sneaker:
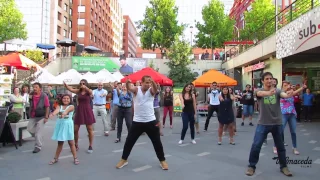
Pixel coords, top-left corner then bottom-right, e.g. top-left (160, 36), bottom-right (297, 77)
top-left (191, 140), bottom-right (196, 144)
top-left (178, 140), bottom-right (183, 145)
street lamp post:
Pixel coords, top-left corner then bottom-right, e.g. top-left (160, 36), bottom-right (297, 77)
top-left (190, 26), bottom-right (193, 46)
top-left (233, 25), bottom-right (240, 41)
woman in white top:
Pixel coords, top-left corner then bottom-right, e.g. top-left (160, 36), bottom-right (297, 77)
top-left (21, 84), bottom-right (30, 119)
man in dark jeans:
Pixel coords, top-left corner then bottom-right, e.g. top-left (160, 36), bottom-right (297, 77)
top-left (246, 72), bottom-right (294, 177)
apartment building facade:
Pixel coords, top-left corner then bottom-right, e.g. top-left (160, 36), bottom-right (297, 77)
top-left (122, 15), bottom-right (138, 58)
top-left (110, 0), bottom-right (124, 56)
top-left (71, 0), bottom-right (123, 55)
top-left (15, 0), bottom-right (51, 44)
top-left (50, 0), bottom-right (73, 56)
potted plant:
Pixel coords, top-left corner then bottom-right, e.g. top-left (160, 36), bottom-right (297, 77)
top-left (8, 112), bottom-right (31, 141)
top-left (7, 112), bottom-right (22, 123)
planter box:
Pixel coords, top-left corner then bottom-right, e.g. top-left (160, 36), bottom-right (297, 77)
top-left (10, 120), bottom-right (31, 141)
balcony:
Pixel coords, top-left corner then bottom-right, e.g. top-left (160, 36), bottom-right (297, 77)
top-left (223, 0), bottom-right (320, 70)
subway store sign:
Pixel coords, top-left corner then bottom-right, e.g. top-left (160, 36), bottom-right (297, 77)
top-left (72, 56), bottom-right (119, 72)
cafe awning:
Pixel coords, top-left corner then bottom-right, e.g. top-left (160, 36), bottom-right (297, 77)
top-left (192, 69), bottom-right (237, 87)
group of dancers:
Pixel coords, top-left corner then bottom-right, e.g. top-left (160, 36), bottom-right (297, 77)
top-left (45, 72), bottom-right (306, 176)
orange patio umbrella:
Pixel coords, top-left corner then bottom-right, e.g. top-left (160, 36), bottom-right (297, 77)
top-left (192, 69), bottom-right (237, 87)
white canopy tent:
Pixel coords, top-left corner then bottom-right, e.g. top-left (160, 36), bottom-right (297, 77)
top-left (49, 69), bottom-right (82, 85)
top-left (112, 71), bottom-right (124, 82)
top-left (94, 69), bottom-right (116, 83)
top-left (31, 69), bottom-right (55, 84)
top-left (82, 72), bottom-right (96, 84)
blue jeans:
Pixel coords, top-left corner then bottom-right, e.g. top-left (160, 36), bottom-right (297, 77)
top-left (248, 125), bottom-right (287, 169)
top-left (282, 114), bottom-right (297, 148)
top-left (243, 105), bottom-right (254, 116)
top-left (181, 112), bottom-right (195, 140)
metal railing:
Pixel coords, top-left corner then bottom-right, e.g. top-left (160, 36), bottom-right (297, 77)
top-left (224, 0), bottom-right (320, 62)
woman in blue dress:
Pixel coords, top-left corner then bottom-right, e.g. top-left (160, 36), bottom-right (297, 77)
top-left (49, 94), bottom-right (79, 165)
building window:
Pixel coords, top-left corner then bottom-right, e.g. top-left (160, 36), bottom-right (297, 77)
top-left (95, 13), bottom-right (97, 19)
top-left (69, 8), bottom-right (72, 16)
top-left (64, 4), bottom-right (68, 11)
top-left (78, 31), bottom-right (85, 38)
top-left (94, 36), bottom-right (96, 42)
top-left (90, 33), bottom-right (93, 40)
top-left (78, 19), bottom-right (85, 25)
top-left (90, 21), bottom-right (93, 27)
top-left (58, 12), bottom-right (61, 21)
top-left (70, 0), bottom-right (73, 3)
top-left (58, 0), bottom-right (62, 7)
top-left (63, 29), bottom-right (67, 37)
top-left (78, 6), bottom-right (85, 13)
top-left (57, 26), bottom-right (61, 34)
top-left (69, 20), bottom-right (72, 28)
top-left (64, 16), bottom-right (67, 24)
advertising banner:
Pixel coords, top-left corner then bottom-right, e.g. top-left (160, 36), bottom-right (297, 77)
top-left (132, 59), bottom-right (148, 72)
top-left (72, 56), bottom-right (119, 72)
top-left (173, 87), bottom-right (183, 112)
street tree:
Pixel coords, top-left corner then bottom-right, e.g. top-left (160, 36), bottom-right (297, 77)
top-left (0, 0), bottom-right (27, 42)
top-left (195, 0), bottom-right (234, 56)
top-left (166, 38), bottom-right (196, 87)
top-left (240, 0), bottom-right (275, 41)
top-left (291, 0), bottom-right (318, 20)
top-left (136, 0), bottom-right (184, 50)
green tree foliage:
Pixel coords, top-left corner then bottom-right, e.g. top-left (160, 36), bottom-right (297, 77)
top-left (25, 49), bottom-right (44, 62)
top-left (136, 0), bottom-right (184, 50)
top-left (0, 0), bottom-right (27, 42)
top-left (166, 38), bottom-right (196, 87)
top-left (291, 0), bottom-right (319, 20)
top-left (148, 60), bottom-right (159, 72)
top-left (195, 0), bottom-right (234, 51)
top-left (240, 0), bottom-right (275, 41)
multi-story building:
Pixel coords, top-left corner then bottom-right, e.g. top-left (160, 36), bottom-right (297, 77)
top-left (71, 0), bottom-right (123, 55)
top-left (122, 15), bottom-right (138, 58)
top-left (50, 0), bottom-right (73, 56)
top-left (15, 0), bottom-right (51, 44)
top-left (110, 0), bottom-right (124, 56)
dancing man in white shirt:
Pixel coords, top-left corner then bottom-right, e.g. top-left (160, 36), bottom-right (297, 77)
top-left (116, 76), bottom-right (168, 170)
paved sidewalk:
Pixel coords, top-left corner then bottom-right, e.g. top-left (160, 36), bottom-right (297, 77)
top-left (0, 115), bottom-right (319, 180)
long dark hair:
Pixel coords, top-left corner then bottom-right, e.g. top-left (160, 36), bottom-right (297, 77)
top-left (21, 84), bottom-right (30, 95)
top-left (164, 87), bottom-right (172, 97)
top-left (221, 87), bottom-right (231, 100)
top-left (78, 79), bottom-right (89, 91)
top-left (182, 83), bottom-right (192, 97)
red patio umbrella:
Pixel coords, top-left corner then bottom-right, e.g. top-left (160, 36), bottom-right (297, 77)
top-left (121, 67), bottom-right (173, 86)
top-left (0, 53), bottom-right (40, 70)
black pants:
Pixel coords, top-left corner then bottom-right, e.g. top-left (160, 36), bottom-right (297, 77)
top-left (294, 103), bottom-right (301, 121)
top-left (117, 107), bottom-right (132, 139)
top-left (204, 105), bottom-right (219, 130)
top-left (181, 112), bottom-right (195, 140)
top-left (303, 106), bottom-right (312, 121)
top-left (122, 120), bottom-right (165, 161)
top-left (24, 107), bottom-right (30, 119)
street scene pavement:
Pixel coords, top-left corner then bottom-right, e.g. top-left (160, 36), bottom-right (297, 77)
top-left (0, 113), bottom-right (320, 180)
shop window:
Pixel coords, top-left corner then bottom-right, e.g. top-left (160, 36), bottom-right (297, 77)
top-left (252, 70), bottom-right (263, 89)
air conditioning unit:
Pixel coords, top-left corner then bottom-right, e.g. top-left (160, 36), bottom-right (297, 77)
top-left (192, 69), bottom-right (202, 78)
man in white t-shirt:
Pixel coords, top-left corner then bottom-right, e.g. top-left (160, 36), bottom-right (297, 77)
top-left (204, 82), bottom-right (220, 131)
top-left (116, 76), bottom-right (168, 170)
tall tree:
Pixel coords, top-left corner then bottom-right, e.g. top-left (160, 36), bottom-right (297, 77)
top-left (166, 38), bottom-right (196, 87)
top-left (240, 0), bottom-right (275, 41)
top-left (136, 0), bottom-right (184, 50)
top-left (0, 0), bottom-right (27, 42)
top-left (195, 0), bottom-right (234, 56)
